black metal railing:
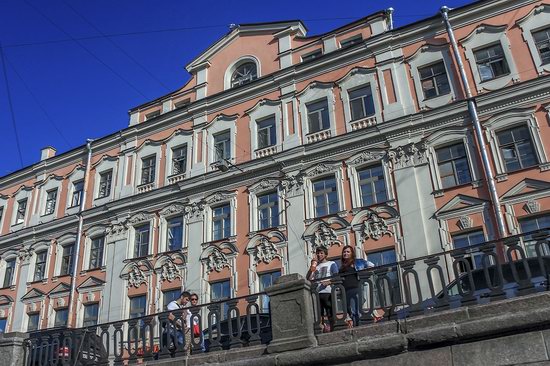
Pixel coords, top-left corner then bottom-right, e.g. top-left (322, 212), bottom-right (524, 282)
top-left (25, 293), bottom-right (270, 366)
top-left (310, 230), bottom-right (550, 332)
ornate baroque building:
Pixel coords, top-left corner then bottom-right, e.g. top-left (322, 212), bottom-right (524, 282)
top-left (0, 0), bottom-right (549, 332)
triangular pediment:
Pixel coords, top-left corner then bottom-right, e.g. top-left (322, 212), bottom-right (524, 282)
top-left (49, 282), bottom-right (71, 295)
top-left (77, 276), bottom-right (106, 290)
top-left (0, 294), bottom-right (13, 306)
top-left (501, 178), bottom-right (550, 200)
top-left (21, 288), bottom-right (46, 301)
top-left (186, 21), bottom-right (306, 73)
top-left (435, 194), bottom-right (488, 217)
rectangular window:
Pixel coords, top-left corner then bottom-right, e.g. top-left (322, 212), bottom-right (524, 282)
top-left (34, 251), bottom-right (47, 281)
top-left (436, 143), bottom-right (472, 188)
top-left (474, 44), bottom-right (510, 82)
top-left (163, 289), bottom-right (181, 310)
top-left (340, 35), bottom-right (362, 48)
top-left (257, 116), bottom-right (276, 149)
top-left (145, 111), bottom-right (160, 120)
top-left (418, 61), bottom-right (451, 99)
top-left (259, 271), bottom-right (281, 313)
top-left (452, 230), bottom-right (486, 270)
top-left (0, 318), bottom-right (6, 333)
top-left (497, 126), bottom-right (538, 172)
top-left (214, 132), bottom-right (231, 162)
top-left (3, 259), bottom-right (15, 288)
top-left (307, 99), bottom-right (330, 134)
top-left (357, 165), bottom-right (387, 207)
top-left (212, 204), bottom-right (231, 241)
top-left (134, 225), bottom-right (150, 257)
top-left (519, 214), bottom-right (550, 257)
top-left (533, 28), bottom-right (550, 64)
top-left (98, 170), bottom-right (112, 199)
top-left (367, 249), bottom-right (397, 267)
top-left (129, 295), bottom-right (147, 319)
top-left (167, 217), bottom-right (184, 251)
top-left (83, 303), bottom-right (99, 327)
top-left (210, 280), bottom-right (231, 319)
top-left (44, 189), bottom-right (57, 215)
top-left (312, 176), bottom-right (339, 217)
top-left (60, 244), bottom-right (75, 276)
top-left (349, 86), bottom-right (375, 121)
top-left (54, 308), bottom-right (69, 327)
top-left (172, 146), bottom-right (187, 176)
top-left (174, 98), bottom-right (191, 109)
top-left (71, 181), bottom-right (84, 208)
top-left (141, 156), bottom-right (156, 185)
top-left (27, 313), bottom-right (40, 332)
top-left (16, 199), bottom-right (27, 224)
top-left (258, 192), bottom-right (279, 230)
top-left (89, 236), bottom-right (105, 269)
top-left (302, 49), bottom-right (322, 62)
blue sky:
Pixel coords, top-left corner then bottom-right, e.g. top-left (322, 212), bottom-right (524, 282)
top-left (0, 0), bottom-right (473, 177)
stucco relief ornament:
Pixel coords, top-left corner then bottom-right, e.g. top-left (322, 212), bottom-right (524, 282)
top-left (312, 224), bottom-right (339, 250)
top-left (160, 260), bottom-right (181, 282)
top-left (184, 201), bottom-right (205, 219)
top-left (524, 200), bottom-right (541, 214)
top-left (457, 216), bottom-right (473, 230)
top-left (206, 250), bottom-right (230, 273)
top-left (107, 222), bottom-right (127, 241)
top-left (160, 203), bottom-right (185, 217)
top-left (128, 265), bottom-right (147, 288)
top-left (18, 247), bottom-right (33, 263)
top-left (362, 212), bottom-right (392, 241)
top-left (254, 238), bottom-right (281, 264)
top-left (280, 174), bottom-right (304, 196)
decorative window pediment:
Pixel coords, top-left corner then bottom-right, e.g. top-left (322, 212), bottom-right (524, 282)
top-left (350, 205), bottom-right (398, 242)
top-left (297, 82), bottom-right (336, 144)
top-left (501, 178), bottom-right (550, 202)
top-left (246, 231), bottom-right (286, 265)
top-left (201, 242), bottom-right (238, 273)
top-left (77, 276), bottom-right (106, 292)
top-left (154, 252), bottom-right (186, 282)
top-left (434, 194), bottom-right (489, 219)
top-left (303, 217), bottom-right (349, 254)
top-left (21, 288), bottom-right (46, 302)
top-left (48, 282), bottom-right (71, 297)
top-left (120, 260), bottom-right (153, 288)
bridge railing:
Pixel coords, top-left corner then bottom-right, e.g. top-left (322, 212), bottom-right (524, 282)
top-left (310, 230), bottom-right (550, 332)
top-left (24, 293), bottom-right (269, 366)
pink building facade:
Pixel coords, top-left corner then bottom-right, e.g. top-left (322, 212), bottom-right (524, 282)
top-left (0, 0), bottom-right (549, 333)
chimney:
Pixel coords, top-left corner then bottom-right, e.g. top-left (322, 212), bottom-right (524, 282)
top-left (41, 146), bottom-right (56, 161)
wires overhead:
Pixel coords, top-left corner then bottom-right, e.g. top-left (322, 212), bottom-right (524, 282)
top-left (60, 0), bottom-right (171, 92)
top-left (22, 0), bottom-right (150, 100)
top-left (0, 42), bottom-right (24, 168)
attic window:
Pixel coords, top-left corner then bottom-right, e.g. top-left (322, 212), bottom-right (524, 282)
top-left (231, 62), bottom-right (257, 88)
top-left (174, 98), bottom-right (191, 109)
top-left (145, 111), bottom-right (160, 120)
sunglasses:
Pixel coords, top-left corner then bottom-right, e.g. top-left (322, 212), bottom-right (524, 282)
top-left (190, 298), bottom-right (198, 301)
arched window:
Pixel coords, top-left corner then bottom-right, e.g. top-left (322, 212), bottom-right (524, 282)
top-left (231, 62), bottom-right (257, 88)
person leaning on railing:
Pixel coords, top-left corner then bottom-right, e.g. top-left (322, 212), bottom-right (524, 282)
top-left (307, 247), bottom-right (339, 332)
top-left (166, 291), bottom-right (192, 355)
top-left (189, 293), bottom-right (206, 353)
top-left (339, 245), bottom-right (375, 327)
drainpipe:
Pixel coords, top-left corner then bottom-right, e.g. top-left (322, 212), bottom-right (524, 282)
top-left (67, 139), bottom-right (94, 327)
top-left (386, 7), bottom-right (394, 31)
top-left (440, 6), bottom-right (506, 239)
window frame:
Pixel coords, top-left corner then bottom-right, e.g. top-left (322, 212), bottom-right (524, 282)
top-left (43, 189), bottom-right (58, 216)
top-left (301, 49), bottom-right (322, 62)
top-left (27, 312), bottom-right (40, 332)
top-left (15, 198), bottom-right (28, 225)
top-left (140, 155), bottom-right (157, 186)
top-left (211, 203), bottom-right (232, 241)
top-left (248, 179), bottom-right (285, 233)
top-left (82, 303), bottom-right (100, 327)
top-left (70, 180), bottom-right (84, 208)
top-left (97, 170), bottom-right (113, 199)
top-left (88, 236), bottom-right (105, 270)
top-left (33, 250), bottom-right (48, 282)
top-left (224, 56), bottom-right (261, 90)
top-left (134, 224), bottom-right (151, 258)
top-left (171, 145), bottom-right (188, 177)
top-left (54, 307), bottom-right (69, 327)
top-left (496, 125), bottom-right (539, 173)
top-left (356, 164), bottom-right (389, 207)
top-left (297, 83), bottom-right (336, 142)
top-left (164, 130), bottom-right (193, 184)
top-left (473, 43), bottom-right (510, 82)
top-left (434, 142), bottom-right (474, 189)
top-left (1, 257), bottom-right (16, 288)
top-left (59, 243), bottom-right (75, 276)
top-left (128, 295), bottom-right (147, 319)
top-left (517, 4), bottom-right (550, 75)
top-left (166, 216), bottom-right (184, 251)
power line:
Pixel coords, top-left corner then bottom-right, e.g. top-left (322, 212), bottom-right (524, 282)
top-left (23, 0), bottom-right (149, 100)
top-left (4, 56), bottom-right (72, 149)
top-left (0, 41), bottom-right (24, 168)
top-left (61, 0), bottom-right (171, 92)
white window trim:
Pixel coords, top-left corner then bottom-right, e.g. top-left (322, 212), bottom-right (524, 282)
top-left (83, 226), bottom-right (107, 271)
top-left (0, 252), bottom-right (18, 288)
top-left (65, 167), bottom-right (85, 216)
top-left (460, 24), bottom-right (519, 92)
top-left (158, 204), bottom-right (187, 253)
top-left (53, 233), bottom-right (77, 277)
top-left (248, 179), bottom-right (286, 233)
top-left (206, 115), bottom-right (237, 171)
top-left (76, 295), bottom-right (102, 328)
top-left (345, 149), bottom-right (395, 209)
top-left (134, 142), bottom-right (161, 191)
top-left (29, 242), bottom-right (51, 283)
top-left (517, 4), bottom-right (550, 75)
top-left (93, 156), bottom-right (118, 206)
top-left (406, 44), bottom-right (458, 110)
top-left (223, 55), bottom-right (261, 91)
top-left (11, 188), bottom-right (33, 228)
top-left (484, 108), bottom-right (550, 181)
top-left (297, 83), bottom-right (337, 142)
top-left (24, 308), bottom-right (42, 332)
top-left (337, 67), bottom-right (382, 133)
top-left (424, 127), bottom-right (482, 196)
top-left (0, 196), bottom-right (7, 233)
top-left (38, 177), bottom-right (62, 221)
top-left (246, 100), bottom-right (283, 158)
top-left (302, 162), bottom-right (346, 220)
top-left (203, 191), bottom-right (238, 242)
top-left (164, 131), bottom-right (193, 185)
top-left (435, 204), bottom-right (493, 251)
top-left (127, 214), bottom-right (155, 259)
